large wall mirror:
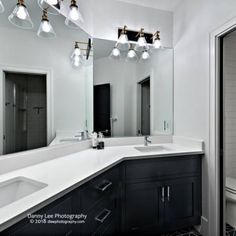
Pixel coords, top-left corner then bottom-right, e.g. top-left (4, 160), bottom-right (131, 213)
top-left (0, 0), bottom-right (93, 155)
top-left (93, 38), bottom-right (173, 137)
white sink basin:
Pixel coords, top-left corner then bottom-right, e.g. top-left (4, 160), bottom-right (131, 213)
top-left (0, 177), bottom-right (47, 208)
top-left (134, 145), bottom-right (172, 153)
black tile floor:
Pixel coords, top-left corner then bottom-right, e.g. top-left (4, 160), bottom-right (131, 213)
top-left (161, 227), bottom-right (202, 236)
top-left (226, 223), bottom-right (236, 236)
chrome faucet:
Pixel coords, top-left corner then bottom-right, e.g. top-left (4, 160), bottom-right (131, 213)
top-left (144, 136), bottom-right (152, 146)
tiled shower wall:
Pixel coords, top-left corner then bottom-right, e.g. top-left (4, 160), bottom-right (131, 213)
top-left (223, 31), bottom-right (236, 178)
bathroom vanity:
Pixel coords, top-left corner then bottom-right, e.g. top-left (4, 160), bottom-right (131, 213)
top-left (0, 143), bottom-right (202, 236)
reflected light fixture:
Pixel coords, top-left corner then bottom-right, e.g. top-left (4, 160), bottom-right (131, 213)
top-left (127, 45), bottom-right (138, 62)
top-left (71, 42), bottom-right (83, 68)
top-left (110, 46), bottom-right (121, 59)
top-left (135, 28), bottom-right (149, 51)
top-left (117, 25), bottom-right (129, 50)
top-left (153, 31), bottom-right (161, 49)
top-left (0, 0), bottom-right (4, 13)
top-left (8, 0), bottom-right (33, 29)
top-left (45, 0), bottom-right (58, 5)
top-left (140, 50), bottom-right (150, 63)
top-left (37, 10), bottom-right (56, 38)
top-left (68, 0), bottom-right (79, 21)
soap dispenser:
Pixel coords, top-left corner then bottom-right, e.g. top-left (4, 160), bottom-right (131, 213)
top-left (92, 132), bottom-right (98, 149)
top-left (97, 132), bottom-right (105, 149)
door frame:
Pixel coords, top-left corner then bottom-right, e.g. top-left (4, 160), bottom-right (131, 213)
top-left (0, 65), bottom-right (54, 155)
top-left (209, 16), bottom-right (236, 236)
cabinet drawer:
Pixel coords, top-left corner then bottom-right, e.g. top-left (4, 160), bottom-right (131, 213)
top-left (81, 199), bottom-right (116, 235)
top-left (80, 167), bottom-right (119, 212)
top-left (124, 156), bottom-right (201, 181)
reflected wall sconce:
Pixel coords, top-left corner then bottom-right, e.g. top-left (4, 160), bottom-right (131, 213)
top-left (8, 0), bottom-right (33, 29)
top-left (71, 39), bottom-right (93, 68)
top-left (153, 31), bottom-right (161, 49)
top-left (0, 0), bottom-right (5, 13)
top-left (37, 10), bottom-right (56, 38)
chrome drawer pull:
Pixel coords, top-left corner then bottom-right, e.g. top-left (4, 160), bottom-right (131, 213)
top-left (167, 186), bottom-right (170, 201)
top-left (95, 209), bottom-right (111, 223)
top-left (97, 180), bottom-right (113, 192)
top-left (161, 186), bottom-right (165, 202)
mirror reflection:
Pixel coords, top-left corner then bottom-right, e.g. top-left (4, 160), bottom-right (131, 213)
top-left (0, 0), bottom-right (93, 155)
top-left (93, 38), bottom-right (173, 137)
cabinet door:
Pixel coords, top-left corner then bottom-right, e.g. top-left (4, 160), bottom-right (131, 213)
top-left (5, 196), bottom-right (73, 236)
top-left (123, 181), bottom-right (164, 234)
top-left (164, 177), bottom-right (201, 230)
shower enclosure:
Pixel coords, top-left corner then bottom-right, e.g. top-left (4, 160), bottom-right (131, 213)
top-left (3, 72), bottom-right (47, 155)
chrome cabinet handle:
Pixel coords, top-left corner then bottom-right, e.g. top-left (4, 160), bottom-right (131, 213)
top-left (95, 209), bottom-right (111, 223)
top-left (96, 180), bottom-right (113, 192)
top-left (162, 186), bottom-right (165, 202)
top-left (167, 186), bottom-right (170, 201)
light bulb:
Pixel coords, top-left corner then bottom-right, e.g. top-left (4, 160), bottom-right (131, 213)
top-left (153, 39), bottom-right (161, 49)
top-left (138, 37), bottom-right (147, 47)
top-left (112, 47), bottom-right (120, 57)
top-left (41, 20), bottom-right (51, 32)
top-left (142, 51), bottom-right (150, 60)
top-left (0, 0), bottom-right (5, 13)
top-left (16, 5), bottom-right (27, 20)
top-left (69, 6), bottom-right (79, 21)
top-left (128, 49), bottom-right (136, 58)
top-left (45, 0), bottom-right (58, 5)
top-left (72, 56), bottom-right (81, 67)
top-left (118, 34), bottom-right (128, 44)
top-left (74, 48), bottom-right (81, 56)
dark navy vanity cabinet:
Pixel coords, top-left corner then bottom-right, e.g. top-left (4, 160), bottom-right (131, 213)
top-left (2, 155), bottom-right (202, 236)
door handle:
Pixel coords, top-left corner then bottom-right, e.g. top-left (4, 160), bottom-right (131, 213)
top-left (161, 186), bottom-right (165, 202)
top-left (95, 209), bottom-right (111, 223)
top-left (167, 186), bottom-right (170, 201)
top-left (96, 180), bottom-right (113, 192)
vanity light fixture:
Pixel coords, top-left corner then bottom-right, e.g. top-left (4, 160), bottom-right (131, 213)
top-left (110, 46), bottom-right (121, 60)
top-left (8, 0), bottom-right (33, 29)
top-left (37, 10), bottom-right (56, 38)
top-left (0, 0), bottom-right (5, 13)
top-left (68, 0), bottom-right (80, 21)
top-left (117, 25), bottom-right (129, 50)
top-left (135, 28), bottom-right (149, 52)
top-left (153, 31), bottom-right (161, 49)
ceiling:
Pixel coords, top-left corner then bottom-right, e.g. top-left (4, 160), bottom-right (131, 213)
top-left (116, 0), bottom-right (184, 12)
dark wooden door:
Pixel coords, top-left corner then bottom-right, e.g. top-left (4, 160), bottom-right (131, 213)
top-left (94, 84), bottom-right (111, 137)
top-left (141, 79), bottom-right (150, 135)
top-left (124, 181), bottom-right (164, 234)
top-left (163, 177), bottom-right (201, 230)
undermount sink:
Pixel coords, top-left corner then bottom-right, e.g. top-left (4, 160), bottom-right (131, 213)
top-left (0, 177), bottom-right (47, 208)
top-left (134, 145), bottom-right (172, 153)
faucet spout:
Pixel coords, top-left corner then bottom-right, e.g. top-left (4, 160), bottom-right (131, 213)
top-left (144, 136), bottom-right (152, 146)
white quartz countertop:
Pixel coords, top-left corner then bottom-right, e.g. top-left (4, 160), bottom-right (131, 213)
top-left (0, 142), bottom-right (203, 231)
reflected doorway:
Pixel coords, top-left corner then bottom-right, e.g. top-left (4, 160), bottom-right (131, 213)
top-left (3, 72), bottom-right (47, 155)
top-left (139, 77), bottom-right (150, 136)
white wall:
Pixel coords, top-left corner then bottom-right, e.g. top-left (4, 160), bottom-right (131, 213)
top-left (0, 20), bottom-right (92, 147)
top-left (173, 0), bottom-right (236, 235)
top-left (223, 32), bottom-right (236, 178)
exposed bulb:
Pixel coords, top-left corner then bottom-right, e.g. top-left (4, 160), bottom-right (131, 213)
top-left (138, 37), bottom-right (147, 47)
top-left (16, 5), bottom-right (27, 20)
top-left (69, 6), bottom-right (79, 21)
top-left (118, 34), bottom-right (128, 44)
top-left (41, 20), bottom-right (51, 32)
top-left (0, 0), bottom-right (5, 14)
top-left (128, 49), bottom-right (136, 58)
top-left (153, 39), bottom-right (161, 49)
top-left (74, 47), bottom-right (81, 56)
top-left (72, 56), bottom-right (81, 67)
top-left (112, 47), bottom-right (120, 57)
top-left (142, 50), bottom-right (150, 60)
top-left (45, 0), bottom-right (58, 5)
